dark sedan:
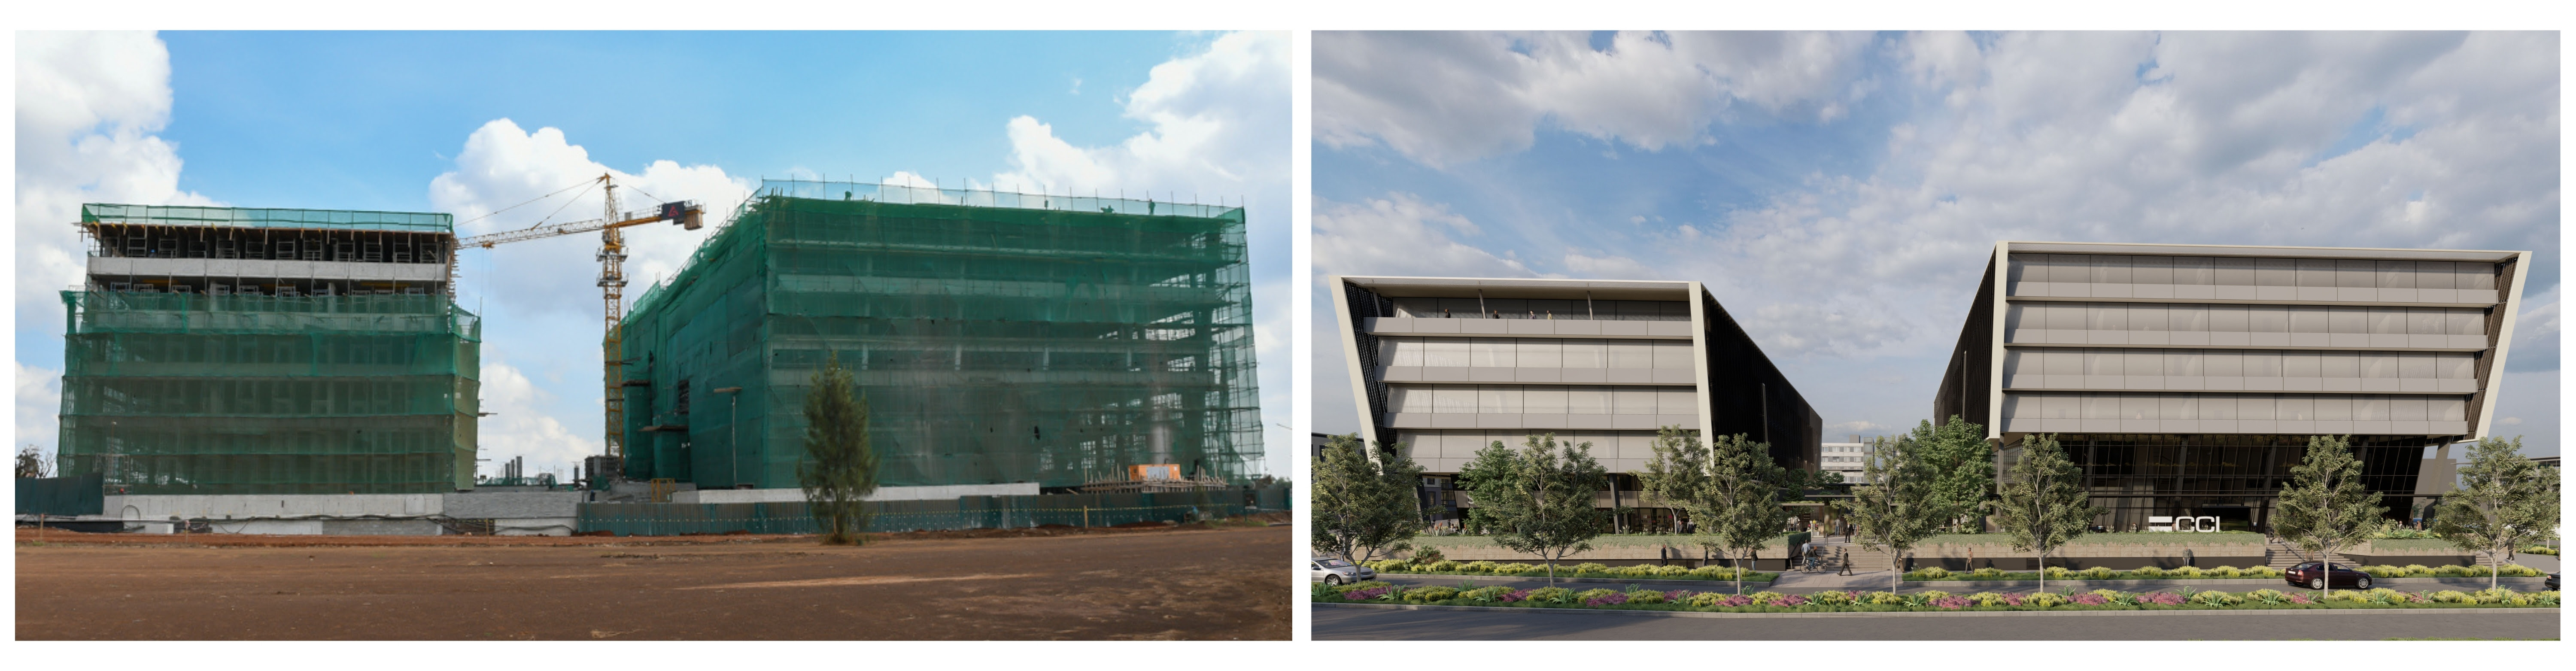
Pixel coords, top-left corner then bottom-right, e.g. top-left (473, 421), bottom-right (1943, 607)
top-left (2284, 561), bottom-right (2373, 590)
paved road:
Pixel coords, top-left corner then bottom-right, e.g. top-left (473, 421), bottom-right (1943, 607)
top-left (1313, 605), bottom-right (2561, 640)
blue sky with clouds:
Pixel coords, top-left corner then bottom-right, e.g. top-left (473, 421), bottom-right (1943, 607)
top-left (16, 30), bottom-right (1292, 479)
top-left (1311, 31), bottom-right (2559, 456)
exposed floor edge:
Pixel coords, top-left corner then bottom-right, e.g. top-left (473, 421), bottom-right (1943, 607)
top-left (1312, 602), bottom-right (2560, 619)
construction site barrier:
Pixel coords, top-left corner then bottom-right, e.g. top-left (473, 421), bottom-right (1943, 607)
top-left (575, 488), bottom-right (1254, 536)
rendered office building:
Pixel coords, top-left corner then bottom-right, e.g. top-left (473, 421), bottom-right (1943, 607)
top-left (1938, 242), bottom-right (2530, 531)
top-left (1331, 276), bottom-right (1820, 520)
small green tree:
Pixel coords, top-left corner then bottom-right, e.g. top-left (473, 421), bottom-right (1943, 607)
top-left (1906, 417), bottom-right (1995, 532)
top-left (1834, 434), bottom-right (1938, 591)
top-left (798, 354), bottom-right (879, 545)
top-left (1464, 433), bottom-right (1610, 585)
top-left (16, 445), bottom-right (52, 479)
top-left (1309, 433), bottom-right (1425, 565)
top-left (2273, 435), bottom-right (2386, 597)
top-left (1989, 434), bottom-right (2100, 593)
top-left (1638, 427), bottom-right (1787, 594)
top-left (2432, 436), bottom-right (2561, 589)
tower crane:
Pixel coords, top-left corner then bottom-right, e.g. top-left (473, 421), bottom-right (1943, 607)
top-left (455, 173), bottom-right (704, 479)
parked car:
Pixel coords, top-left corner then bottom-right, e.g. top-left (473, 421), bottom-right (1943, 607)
top-left (1311, 557), bottom-right (1375, 585)
top-left (2284, 561), bottom-right (2372, 589)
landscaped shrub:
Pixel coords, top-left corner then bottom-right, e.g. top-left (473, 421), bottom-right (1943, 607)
top-left (1689, 565), bottom-right (1737, 580)
top-left (1411, 547), bottom-right (1445, 564)
top-left (2044, 566), bottom-right (2072, 580)
top-left (1969, 592), bottom-right (2010, 607)
top-left (2131, 566), bottom-right (2168, 579)
top-left (2244, 566), bottom-right (2283, 578)
top-left (2193, 590), bottom-right (2243, 606)
top-left (2472, 587), bottom-right (2514, 604)
top-left (1747, 591), bottom-right (1789, 605)
top-left (1929, 596), bottom-right (1970, 609)
top-left (1968, 567), bottom-right (2008, 580)
top-left (1460, 561), bottom-right (1499, 574)
top-left (1864, 591), bottom-right (1906, 605)
top-left (2139, 592), bottom-right (2186, 605)
top-left (1343, 586), bottom-right (1395, 600)
top-left (2400, 564), bottom-right (2434, 577)
top-left (1525, 586), bottom-right (1574, 604)
top-left (1912, 567), bottom-right (1953, 580)
top-left (2081, 566), bottom-right (2117, 580)
top-left (1571, 563), bottom-right (1611, 574)
top-left (1405, 586), bottom-right (1461, 603)
top-left (2023, 592), bottom-right (2067, 607)
top-left (1584, 592), bottom-right (1629, 606)
top-left (1652, 564), bottom-right (1692, 577)
top-left (1624, 589), bottom-right (1666, 604)
top-left (2169, 566), bottom-right (2204, 579)
top-left (2427, 590), bottom-right (2473, 603)
top-left (1329, 580), bottom-right (1391, 594)
top-left (1460, 586), bottom-right (1515, 601)
top-left (1914, 590), bottom-right (1953, 603)
top-left (2247, 589), bottom-right (2286, 604)
top-left (1574, 588), bottom-right (1621, 602)
top-left (2072, 592), bottom-right (2108, 605)
top-left (1494, 563), bottom-right (1538, 575)
top-left (1810, 590), bottom-right (1857, 605)
top-left (2205, 565), bottom-right (2244, 578)
top-left (2324, 589), bottom-right (2371, 603)
top-left (1426, 560), bottom-right (1462, 572)
top-left (2435, 565), bottom-right (2473, 577)
top-left (2499, 564), bottom-right (2545, 577)
top-left (2522, 544), bottom-right (2560, 556)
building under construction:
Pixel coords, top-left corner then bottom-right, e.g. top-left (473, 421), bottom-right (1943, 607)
top-left (57, 204), bottom-right (481, 495)
top-left (617, 180), bottom-right (1264, 491)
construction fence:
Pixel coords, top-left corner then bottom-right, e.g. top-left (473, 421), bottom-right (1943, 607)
top-left (576, 487), bottom-right (1273, 536)
top-left (617, 180), bottom-right (1263, 491)
top-left (56, 291), bottom-right (481, 494)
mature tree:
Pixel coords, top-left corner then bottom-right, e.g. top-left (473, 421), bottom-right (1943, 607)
top-left (1309, 433), bottom-right (1425, 565)
top-left (2433, 436), bottom-right (2561, 589)
top-left (16, 446), bottom-right (52, 479)
top-left (1989, 434), bottom-right (2101, 593)
top-left (1834, 434), bottom-right (1939, 591)
top-left (1638, 427), bottom-right (1788, 594)
top-left (2273, 435), bottom-right (2387, 596)
top-left (799, 354), bottom-right (879, 545)
top-left (1464, 433), bottom-right (1610, 585)
top-left (1905, 417), bottom-right (1996, 532)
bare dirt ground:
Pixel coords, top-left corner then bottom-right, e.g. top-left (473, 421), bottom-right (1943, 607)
top-left (16, 522), bottom-right (1291, 640)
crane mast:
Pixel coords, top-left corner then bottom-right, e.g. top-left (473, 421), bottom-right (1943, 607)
top-left (454, 173), bottom-right (703, 480)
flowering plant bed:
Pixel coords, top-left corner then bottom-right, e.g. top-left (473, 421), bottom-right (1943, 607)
top-left (1365, 559), bottom-right (1777, 583)
top-left (1314, 582), bottom-right (2561, 613)
top-left (1905, 565), bottom-right (2284, 582)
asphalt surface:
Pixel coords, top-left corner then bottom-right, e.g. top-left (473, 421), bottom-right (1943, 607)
top-left (1312, 605), bottom-right (2563, 640)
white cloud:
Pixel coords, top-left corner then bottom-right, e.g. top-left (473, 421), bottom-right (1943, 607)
top-left (2501, 417), bottom-right (2523, 425)
top-left (1315, 193), bottom-right (1544, 280)
top-left (15, 364), bottom-right (62, 457)
top-left (1674, 31), bottom-right (2558, 361)
top-left (993, 30), bottom-right (1287, 202)
top-left (2506, 285), bottom-right (2558, 373)
top-left (14, 31), bottom-right (218, 334)
top-left (1315, 30), bottom-right (1873, 167)
top-left (474, 360), bottom-right (601, 479)
top-left (428, 119), bottom-right (754, 318)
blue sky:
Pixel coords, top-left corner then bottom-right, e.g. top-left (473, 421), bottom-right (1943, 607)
top-left (1311, 31), bottom-right (2560, 457)
top-left (15, 30), bottom-right (1293, 480)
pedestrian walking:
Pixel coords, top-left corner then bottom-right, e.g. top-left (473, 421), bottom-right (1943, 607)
top-left (1837, 548), bottom-right (1852, 576)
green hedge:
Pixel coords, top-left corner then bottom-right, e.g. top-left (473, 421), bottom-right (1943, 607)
top-left (1904, 565), bottom-right (2285, 581)
top-left (1364, 559), bottom-right (1778, 583)
top-left (1410, 532), bottom-right (1810, 550)
top-left (1319, 584), bottom-right (2561, 612)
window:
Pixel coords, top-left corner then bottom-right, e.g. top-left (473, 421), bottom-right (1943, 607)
top-left (2254, 258), bottom-right (2297, 287)
top-left (1561, 339), bottom-right (1605, 368)
top-left (1524, 386), bottom-right (1567, 413)
top-left (2321, 352), bottom-right (2359, 378)
top-left (2129, 304), bottom-right (2167, 331)
top-left (2131, 255), bottom-right (2173, 284)
top-left (2289, 307), bottom-right (2330, 334)
top-left (2363, 352), bottom-right (2400, 379)
top-left (2282, 351), bottom-right (2321, 378)
top-left (1607, 340), bottom-right (1653, 369)
top-left (2447, 309), bottom-right (2483, 337)
top-left (2174, 257), bottom-right (2215, 285)
top-left (1424, 339), bottom-right (1468, 367)
top-left (1567, 386), bottom-right (1611, 414)
top-left (2328, 307), bottom-right (2366, 334)
top-left (1653, 340), bottom-right (1694, 369)
top-left (2087, 303), bottom-right (2126, 331)
top-left (1432, 385), bottom-right (1477, 413)
top-left (2368, 307), bottom-right (2406, 334)
top-left (2085, 349), bottom-right (2123, 375)
top-left (1613, 388), bottom-right (1659, 414)
top-left (1470, 338), bottom-right (1516, 367)
top-left (2215, 257), bottom-right (2258, 286)
top-left (1387, 337), bottom-right (1425, 367)
top-left (2170, 304), bottom-right (2208, 331)
top-left (1518, 339), bottom-right (1563, 368)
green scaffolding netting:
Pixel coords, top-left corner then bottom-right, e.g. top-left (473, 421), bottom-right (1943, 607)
top-left (57, 291), bottom-right (481, 494)
top-left (82, 203), bottom-right (454, 233)
top-left (619, 182), bottom-right (1263, 489)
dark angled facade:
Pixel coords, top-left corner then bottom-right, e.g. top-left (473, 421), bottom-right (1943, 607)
top-left (1331, 276), bottom-right (1821, 520)
top-left (1940, 242), bottom-right (2530, 532)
